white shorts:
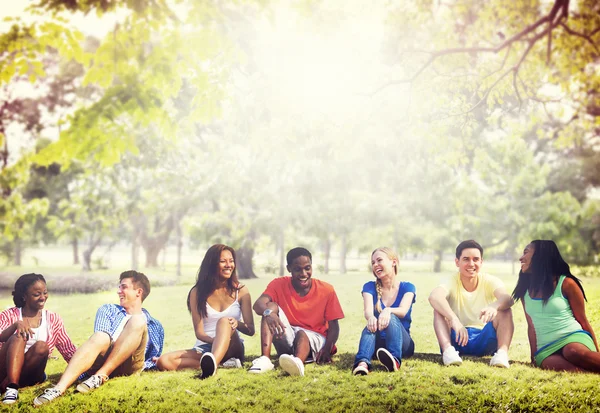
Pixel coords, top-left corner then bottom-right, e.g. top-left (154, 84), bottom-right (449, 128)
top-left (278, 309), bottom-right (326, 363)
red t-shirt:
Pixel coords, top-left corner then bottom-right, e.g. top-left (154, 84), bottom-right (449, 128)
top-left (263, 277), bottom-right (344, 337)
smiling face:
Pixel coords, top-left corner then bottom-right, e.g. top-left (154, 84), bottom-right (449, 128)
top-left (519, 243), bottom-right (535, 273)
top-left (23, 280), bottom-right (48, 312)
top-left (287, 255), bottom-right (312, 294)
top-left (371, 250), bottom-right (397, 279)
top-left (455, 248), bottom-right (482, 281)
top-left (218, 249), bottom-right (235, 280)
top-left (117, 277), bottom-right (142, 308)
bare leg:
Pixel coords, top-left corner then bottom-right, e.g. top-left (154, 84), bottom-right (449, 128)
top-left (156, 350), bottom-right (201, 371)
top-left (562, 343), bottom-right (600, 372)
top-left (4, 335), bottom-right (26, 386)
top-left (541, 353), bottom-right (584, 372)
top-left (432, 310), bottom-right (453, 352)
top-left (19, 341), bottom-right (49, 385)
top-left (292, 331), bottom-right (311, 363)
top-left (95, 315), bottom-right (146, 378)
top-left (260, 317), bottom-right (294, 357)
top-left (210, 317), bottom-right (239, 364)
top-left (220, 330), bottom-right (244, 363)
top-left (492, 308), bottom-right (514, 353)
top-left (0, 338), bottom-right (10, 389)
top-left (54, 332), bottom-right (111, 391)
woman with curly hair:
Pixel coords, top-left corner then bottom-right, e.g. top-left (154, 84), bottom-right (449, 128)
top-left (0, 273), bottom-right (76, 404)
top-left (157, 244), bottom-right (254, 378)
top-left (352, 247), bottom-right (416, 375)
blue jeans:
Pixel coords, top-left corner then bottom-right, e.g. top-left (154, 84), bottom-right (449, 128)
top-left (354, 314), bottom-right (414, 368)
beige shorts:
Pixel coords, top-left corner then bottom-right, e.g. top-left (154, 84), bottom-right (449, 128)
top-left (278, 309), bottom-right (326, 362)
top-left (89, 329), bottom-right (148, 377)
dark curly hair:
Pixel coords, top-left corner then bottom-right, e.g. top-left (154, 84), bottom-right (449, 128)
top-left (12, 273), bottom-right (46, 307)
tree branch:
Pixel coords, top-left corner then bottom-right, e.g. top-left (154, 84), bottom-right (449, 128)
top-left (560, 22), bottom-right (600, 57)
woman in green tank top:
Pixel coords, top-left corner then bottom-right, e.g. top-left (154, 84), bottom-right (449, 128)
top-left (512, 240), bottom-right (600, 372)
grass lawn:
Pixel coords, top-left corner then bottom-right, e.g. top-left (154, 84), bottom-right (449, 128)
top-left (2, 261), bottom-right (600, 412)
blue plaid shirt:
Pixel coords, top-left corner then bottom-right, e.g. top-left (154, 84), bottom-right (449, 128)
top-left (93, 304), bottom-right (164, 370)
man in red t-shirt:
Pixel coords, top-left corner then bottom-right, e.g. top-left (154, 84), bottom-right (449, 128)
top-left (248, 247), bottom-right (345, 376)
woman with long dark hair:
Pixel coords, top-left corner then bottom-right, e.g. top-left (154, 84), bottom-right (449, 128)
top-left (513, 240), bottom-right (600, 371)
top-left (0, 273), bottom-right (76, 404)
top-left (352, 247), bottom-right (416, 375)
top-left (156, 244), bottom-right (254, 378)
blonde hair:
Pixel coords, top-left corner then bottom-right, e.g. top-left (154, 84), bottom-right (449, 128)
top-left (371, 247), bottom-right (399, 313)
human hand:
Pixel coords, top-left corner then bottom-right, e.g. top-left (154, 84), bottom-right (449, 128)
top-left (228, 317), bottom-right (238, 330)
top-left (15, 321), bottom-right (33, 340)
top-left (378, 308), bottom-right (391, 331)
top-left (315, 348), bottom-right (333, 364)
top-left (265, 315), bottom-right (286, 338)
top-left (367, 316), bottom-right (378, 333)
top-left (479, 307), bottom-right (497, 324)
top-left (450, 318), bottom-right (468, 347)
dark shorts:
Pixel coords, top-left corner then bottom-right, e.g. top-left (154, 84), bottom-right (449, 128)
top-left (450, 322), bottom-right (498, 356)
top-left (88, 329), bottom-right (148, 378)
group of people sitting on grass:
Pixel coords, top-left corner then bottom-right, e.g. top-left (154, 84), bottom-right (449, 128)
top-left (0, 239), bottom-right (598, 406)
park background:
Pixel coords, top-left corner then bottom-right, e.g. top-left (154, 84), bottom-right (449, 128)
top-left (1, 0), bottom-right (600, 411)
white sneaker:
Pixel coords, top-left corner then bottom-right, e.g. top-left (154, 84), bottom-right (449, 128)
top-left (279, 354), bottom-right (304, 376)
top-left (248, 355), bottom-right (274, 374)
top-left (200, 352), bottom-right (217, 379)
top-left (2, 387), bottom-right (18, 404)
top-left (442, 347), bottom-right (463, 366)
top-left (33, 388), bottom-right (63, 406)
top-left (221, 357), bottom-right (242, 368)
top-left (490, 349), bottom-right (510, 368)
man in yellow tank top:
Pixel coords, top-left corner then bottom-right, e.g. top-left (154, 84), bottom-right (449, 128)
top-left (428, 240), bottom-right (514, 368)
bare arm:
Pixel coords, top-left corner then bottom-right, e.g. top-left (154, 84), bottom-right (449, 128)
top-left (362, 292), bottom-right (377, 333)
top-left (378, 292), bottom-right (415, 331)
top-left (315, 319), bottom-right (340, 364)
top-left (189, 287), bottom-right (212, 344)
top-left (429, 286), bottom-right (468, 346)
top-left (237, 286), bottom-right (255, 337)
top-left (480, 287), bottom-right (515, 323)
top-left (522, 300), bottom-right (537, 364)
top-left (253, 293), bottom-right (286, 338)
top-left (563, 277), bottom-right (599, 352)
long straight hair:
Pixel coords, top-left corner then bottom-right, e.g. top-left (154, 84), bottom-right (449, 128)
top-left (187, 244), bottom-right (240, 318)
top-left (512, 240), bottom-right (586, 304)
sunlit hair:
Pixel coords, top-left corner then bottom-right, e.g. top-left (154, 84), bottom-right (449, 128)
top-left (12, 273), bottom-right (46, 308)
top-left (188, 244), bottom-right (241, 318)
top-left (120, 270), bottom-right (151, 302)
top-left (371, 247), bottom-right (399, 313)
top-left (512, 240), bottom-right (586, 304)
top-left (286, 247), bottom-right (312, 266)
top-left (455, 240), bottom-right (483, 259)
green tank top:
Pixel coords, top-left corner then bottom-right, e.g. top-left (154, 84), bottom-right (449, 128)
top-left (524, 276), bottom-right (584, 350)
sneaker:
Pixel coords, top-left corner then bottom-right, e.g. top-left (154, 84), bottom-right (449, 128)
top-left (376, 348), bottom-right (400, 372)
top-left (442, 347), bottom-right (463, 366)
top-left (200, 352), bottom-right (217, 379)
top-left (2, 388), bottom-right (18, 404)
top-left (221, 357), bottom-right (242, 368)
top-left (76, 374), bottom-right (108, 393)
top-left (33, 388), bottom-right (63, 406)
top-left (352, 362), bottom-right (369, 376)
top-left (248, 355), bottom-right (275, 374)
top-left (279, 354), bottom-right (304, 376)
top-left (490, 349), bottom-right (510, 368)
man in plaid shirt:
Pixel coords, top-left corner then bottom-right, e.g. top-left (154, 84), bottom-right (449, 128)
top-left (34, 271), bottom-right (164, 406)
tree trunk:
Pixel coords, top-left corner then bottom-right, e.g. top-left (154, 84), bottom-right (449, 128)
top-left (278, 229), bottom-right (285, 277)
top-left (339, 233), bottom-right (347, 274)
top-left (82, 235), bottom-right (102, 271)
top-left (131, 233), bottom-right (139, 271)
top-left (176, 223), bottom-right (182, 277)
top-left (144, 241), bottom-right (162, 267)
top-left (72, 237), bottom-right (79, 265)
top-left (433, 249), bottom-right (443, 273)
top-left (323, 237), bottom-right (331, 274)
top-left (237, 246), bottom-right (257, 279)
top-left (14, 237), bottom-right (21, 266)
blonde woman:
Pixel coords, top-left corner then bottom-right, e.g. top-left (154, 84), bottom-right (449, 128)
top-left (353, 247), bottom-right (416, 375)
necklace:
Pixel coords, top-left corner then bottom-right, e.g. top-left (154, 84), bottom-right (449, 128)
top-left (22, 310), bottom-right (42, 329)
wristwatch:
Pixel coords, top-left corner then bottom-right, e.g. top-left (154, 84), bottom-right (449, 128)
top-left (263, 308), bottom-right (273, 317)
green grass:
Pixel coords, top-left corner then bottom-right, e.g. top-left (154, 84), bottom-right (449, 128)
top-left (2, 263), bottom-right (600, 412)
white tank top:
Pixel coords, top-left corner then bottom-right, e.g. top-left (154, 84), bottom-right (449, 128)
top-left (19, 309), bottom-right (48, 353)
top-left (195, 290), bottom-right (241, 347)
